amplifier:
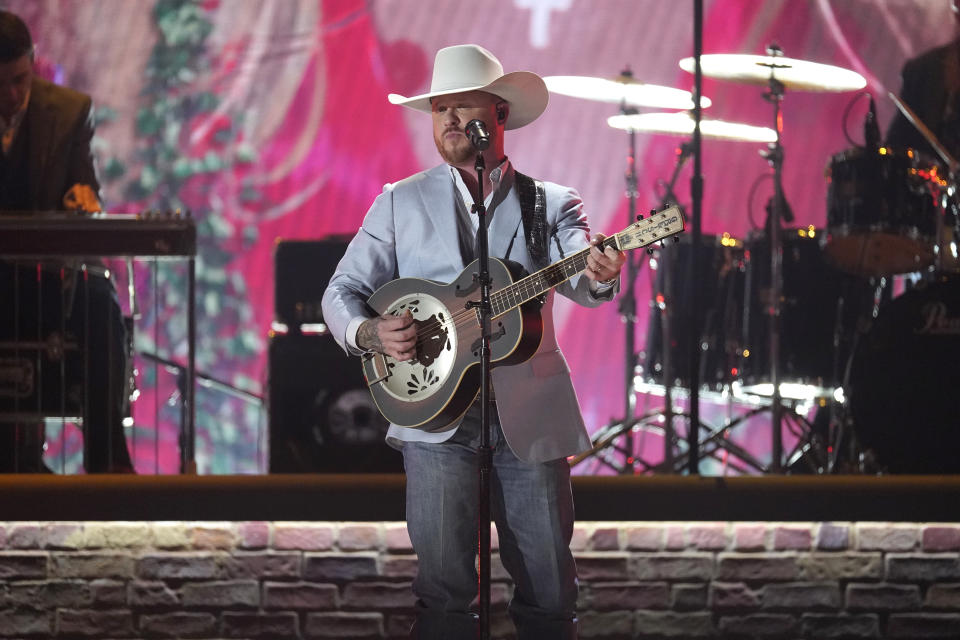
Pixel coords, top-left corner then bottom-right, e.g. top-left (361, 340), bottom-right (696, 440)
top-left (273, 236), bottom-right (351, 327)
top-left (267, 334), bottom-right (402, 473)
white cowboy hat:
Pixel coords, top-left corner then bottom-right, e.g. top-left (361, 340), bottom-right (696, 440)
top-left (388, 44), bottom-right (548, 130)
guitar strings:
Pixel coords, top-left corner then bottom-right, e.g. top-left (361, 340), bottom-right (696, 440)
top-left (396, 210), bottom-right (679, 354)
top-left (406, 240), bottom-right (607, 349)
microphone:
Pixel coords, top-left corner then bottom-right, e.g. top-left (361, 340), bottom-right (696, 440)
top-left (864, 94), bottom-right (881, 150)
top-left (465, 119), bottom-right (491, 151)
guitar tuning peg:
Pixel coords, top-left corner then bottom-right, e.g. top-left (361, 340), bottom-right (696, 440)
top-left (636, 213), bottom-right (644, 221)
top-left (646, 247), bottom-right (654, 255)
top-left (673, 236), bottom-right (681, 243)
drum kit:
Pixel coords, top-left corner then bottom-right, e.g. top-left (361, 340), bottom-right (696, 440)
top-left (551, 46), bottom-right (960, 475)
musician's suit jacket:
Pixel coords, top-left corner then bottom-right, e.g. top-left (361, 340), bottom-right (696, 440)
top-left (3, 77), bottom-right (108, 282)
top-left (886, 39), bottom-right (960, 160)
top-left (21, 76), bottom-right (101, 210)
top-left (322, 162), bottom-right (616, 463)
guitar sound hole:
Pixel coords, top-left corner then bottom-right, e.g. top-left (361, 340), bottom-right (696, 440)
top-left (414, 313), bottom-right (447, 367)
top-left (406, 369), bottom-right (440, 395)
top-left (392, 300), bottom-right (421, 315)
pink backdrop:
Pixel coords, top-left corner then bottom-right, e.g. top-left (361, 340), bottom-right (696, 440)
top-left (7, 0), bottom-right (953, 473)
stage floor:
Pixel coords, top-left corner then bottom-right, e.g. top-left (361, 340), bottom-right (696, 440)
top-left (0, 474), bottom-right (958, 522)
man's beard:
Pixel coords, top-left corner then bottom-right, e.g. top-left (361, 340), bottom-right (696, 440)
top-left (434, 133), bottom-right (475, 166)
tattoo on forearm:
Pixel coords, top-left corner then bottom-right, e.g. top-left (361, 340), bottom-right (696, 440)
top-left (357, 319), bottom-right (384, 353)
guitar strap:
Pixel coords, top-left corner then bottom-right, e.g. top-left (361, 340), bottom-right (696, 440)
top-left (514, 171), bottom-right (549, 268)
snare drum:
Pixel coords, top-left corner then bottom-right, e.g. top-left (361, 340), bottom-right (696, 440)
top-left (825, 147), bottom-right (941, 277)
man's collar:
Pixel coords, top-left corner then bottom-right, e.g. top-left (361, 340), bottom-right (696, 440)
top-left (448, 156), bottom-right (511, 187)
top-left (0, 84), bottom-right (31, 131)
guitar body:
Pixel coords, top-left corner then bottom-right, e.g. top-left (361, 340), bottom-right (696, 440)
top-left (363, 258), bottom-right (543, 430)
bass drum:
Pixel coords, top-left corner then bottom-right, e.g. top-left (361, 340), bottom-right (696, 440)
top-left (850, 278), bottom-right (960, 473)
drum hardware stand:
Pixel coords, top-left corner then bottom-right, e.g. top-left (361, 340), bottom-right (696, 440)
top-left (649, 139), bottom-right (698, 473)
top-left (609, 71), bottom-right (673, 475)
top-left (569, 408), bottom-right (676, 474)
top-left (577, 37), bottom-right (712, 475)
top-left (577, 1), bottom-right (708, 475)
top-left (575, 99), bottom-right (702, 474)
top-left (620, 89), bottom-right (654, 473)
top-left (824, 288), bottom-right (855, 474)
top-left (822, 276), bottom-right (891, 474)
top-left (570, 406), bottom-right (757, 475)
top-left (757, 43), bottom-right (792, 473)
top-left (664, 415), bottom-right (769, 475)
top-left (571, 397), bottom-right (777, 475)
top-left (722, 43), bottom-right (832, 475)
top-left (577, 72), bottom-right (673, 476)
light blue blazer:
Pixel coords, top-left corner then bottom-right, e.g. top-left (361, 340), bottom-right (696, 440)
top-left (321, 162), bottom-right (617, 462)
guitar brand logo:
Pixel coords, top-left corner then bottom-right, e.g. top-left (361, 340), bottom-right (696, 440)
top-left (621, 214), bottom-right (682, 247)
top-left (915, 302), bottom-right (960, 335)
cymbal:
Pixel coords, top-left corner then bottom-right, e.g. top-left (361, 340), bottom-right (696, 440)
top-left (544, 75), bottom-right (712, 109)
top-left (678, 54), bottom-right (867, 92)
top-left (607, 112), bottom-right (777, 143)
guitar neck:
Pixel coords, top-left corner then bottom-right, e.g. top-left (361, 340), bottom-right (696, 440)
top-left (488, 205), bottom-right (685, 316)
top-left (489, 236), bottom-right (617, 317)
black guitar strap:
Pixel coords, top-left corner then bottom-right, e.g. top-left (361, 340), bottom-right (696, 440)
top-left (514, 171), bottom-right (549, 268)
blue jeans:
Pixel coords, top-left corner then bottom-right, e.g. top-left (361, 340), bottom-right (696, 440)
top-left (402, 402), bottom-right (578, 639)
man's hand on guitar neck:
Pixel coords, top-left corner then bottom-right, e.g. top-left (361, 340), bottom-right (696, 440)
top-left (585, 233), bottom-right (626, 284)
top-left (357, 310), bottom-right (418, 362)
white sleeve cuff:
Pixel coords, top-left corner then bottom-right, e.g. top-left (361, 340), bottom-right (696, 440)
top-left (589, 277), bottom-right (618, 294)
top-left (345, 316), bottom-right (368, 353)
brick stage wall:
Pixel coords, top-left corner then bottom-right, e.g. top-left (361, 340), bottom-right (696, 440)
top-left (1, 521), bottom-right (959, 639)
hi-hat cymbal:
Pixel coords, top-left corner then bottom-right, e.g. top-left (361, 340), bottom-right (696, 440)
top-left (679, 54), bottom-right (867, 92)
top-left (608, 112), bottom-right (777, 143)
top-left (544, 75), bottom-right (711, 109)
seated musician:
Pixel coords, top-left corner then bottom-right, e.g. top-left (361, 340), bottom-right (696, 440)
top-left (886, 0), bottom-right (960, 161)
top-left (885, 0), bottom-right (960, 277)
top-left (0, 10), bottom-right (133, 473)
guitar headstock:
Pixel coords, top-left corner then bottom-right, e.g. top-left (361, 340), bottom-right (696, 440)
top-left (614, 205), bottom-right (685, 251)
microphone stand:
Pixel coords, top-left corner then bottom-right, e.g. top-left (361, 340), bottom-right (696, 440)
top-left (464, 150), bottom-right (494, 639)
top-left (687, 0), bottom-right (704, 474)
